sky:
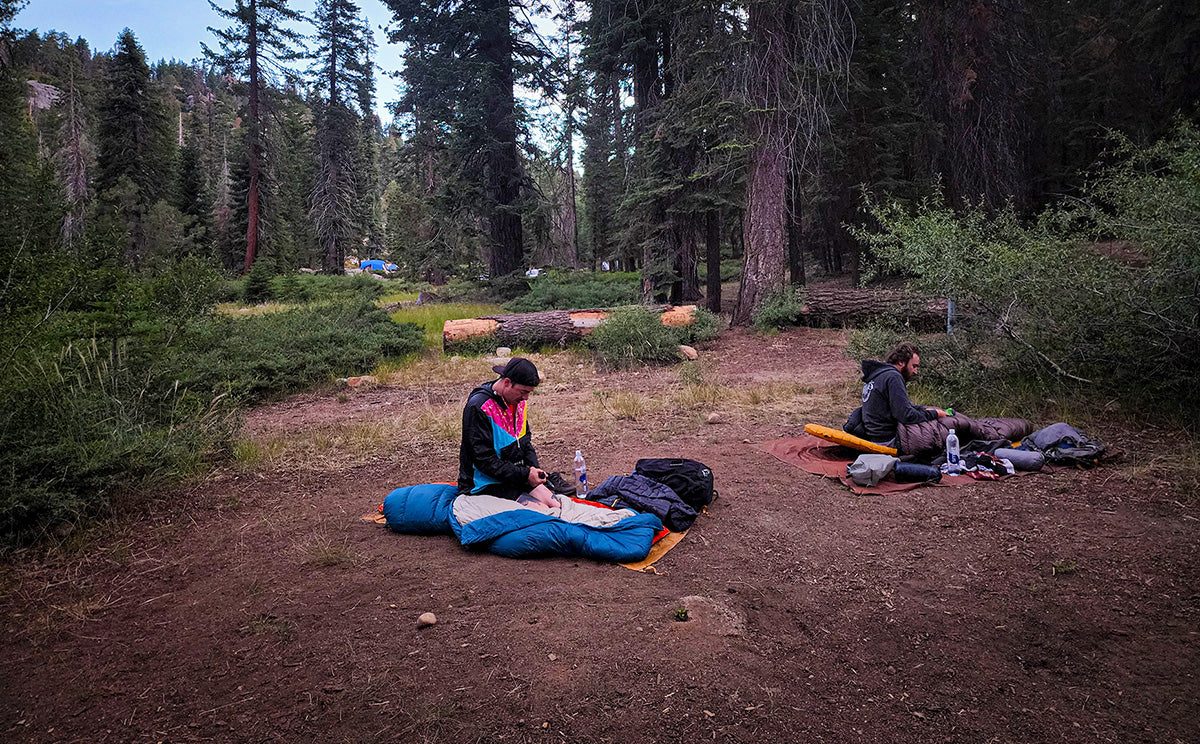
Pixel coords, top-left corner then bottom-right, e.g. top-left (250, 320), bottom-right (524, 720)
top-left (15, 0), bottom-right (405, 124)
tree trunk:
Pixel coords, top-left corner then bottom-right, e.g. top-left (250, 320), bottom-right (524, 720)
top-left (705, 211), bottom-right (721, 313)
top-left (733, 3), bottom-right (790, 325)
top-left (787, 172), bottom-right (805, 286)
top-left (481, 0), bottom-right (523, 278)
top-left (801, 286), bottom-right (947, 328)
top-left (678, 217), bottom-right (702, 301)
top-left (243, 0), bottom-right (260, 275)
top-left (443, 305), bottom-right (697, 353)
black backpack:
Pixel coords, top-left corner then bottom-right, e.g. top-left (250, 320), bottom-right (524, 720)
top-left (633, 458), bottom-right (717, 509)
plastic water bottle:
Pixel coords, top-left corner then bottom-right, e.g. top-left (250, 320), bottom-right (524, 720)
top-left (573, 450), bottom-right (588, 496)
top-left (945, 428), bottom-right (961, 465)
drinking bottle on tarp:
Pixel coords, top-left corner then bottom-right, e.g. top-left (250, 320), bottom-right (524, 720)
top-left (945, 428), bottom-right (960, 465)
top-left (573, 450), bottom-right (587, 495)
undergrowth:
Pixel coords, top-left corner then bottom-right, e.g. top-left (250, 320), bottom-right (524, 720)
top-left (501, 270), bottom-right (641, 312)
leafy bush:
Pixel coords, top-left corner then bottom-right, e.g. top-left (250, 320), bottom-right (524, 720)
top-left (268, 272), bottom-right (389, 304)
top-left (502, 270), bottom-right (640, 312)
top-left (844, 322), bottom-right (902, 362)
top-left (0, 274), bottom-right (422, 543)
top-left (675, 307), bottom-right (723, 346)
top-left (588, 306), bottom-right (682, 368)
top-left (751, 288), bottom-right (806, 331)
top-left (855, 120), bottom-right (1200, 412)
top-left (176, 301), bottom-right (424, 403)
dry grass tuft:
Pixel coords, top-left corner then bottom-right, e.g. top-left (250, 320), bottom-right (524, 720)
top-left (375, 351), bottom-right (492, 387)
top-left (233, 403), bottom-right (463, 472)
top-left (215, 301), bottom-right (300, 318)
top-left (302, 534), bottom-right (357, 568)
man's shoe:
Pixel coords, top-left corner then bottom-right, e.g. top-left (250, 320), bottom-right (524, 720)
top-left (546, 472), bottom-right (575, 495)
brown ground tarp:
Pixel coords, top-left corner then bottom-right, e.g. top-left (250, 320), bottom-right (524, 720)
top-left (760, 434), bottom-right (1034, 495)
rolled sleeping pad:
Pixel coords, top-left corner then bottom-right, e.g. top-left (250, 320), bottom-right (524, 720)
top-left (995, 448), bottom-right (1044, 472)
top-left (893, 462), bottom-right (942, 483)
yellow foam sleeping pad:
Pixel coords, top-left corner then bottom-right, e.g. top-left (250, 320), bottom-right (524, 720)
top-left (804, 423), bottom-right (899, 456)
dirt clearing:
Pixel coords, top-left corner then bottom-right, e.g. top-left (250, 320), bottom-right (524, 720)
top-left (2, 328), bottom-right (1196, 743)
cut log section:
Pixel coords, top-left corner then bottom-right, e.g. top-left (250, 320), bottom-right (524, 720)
top-left (800, 287), bottom-right (947, 328)
top-left (443, 305), bottom-right (697, 352)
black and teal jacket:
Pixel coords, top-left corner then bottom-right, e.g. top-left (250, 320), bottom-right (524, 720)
top-left (457, 382), bottom-right (539, 500)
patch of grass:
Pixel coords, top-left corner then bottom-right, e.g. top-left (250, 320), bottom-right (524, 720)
top-left (591, 390), bottom-right (658, 421)
top-left (303, 534), bottom-right (357, 567)
top-left (232, 438), bottom-right (286, 472)
top-left (244, 613), bottom-right (293, 639)
top-left (1051, 560), bottom-right (1077, 576)
top-left (375, 352), bottom-right (492, 387)
top-left (214, 301), bottom-right (301, 318)
top-left (411, 406), bottom-right (462, 444)
top-left (232, 403), bottom-right (463, 472)
top-left (672, 383), bottom-right (724, 409)
top-left (390, 302), bottom-right (504, 348)
top-left (674, 607), bottom-right (689, 622)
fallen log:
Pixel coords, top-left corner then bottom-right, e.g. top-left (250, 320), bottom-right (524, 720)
top-left (443, 305), bottom-right (697, 353)
top-left (800, 287), bottom-right (947, 329)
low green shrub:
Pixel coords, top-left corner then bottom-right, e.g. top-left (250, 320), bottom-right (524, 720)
top-left (502, 270), bottom-right (640, 312)
top-left (588, 306), bottom-right (682, 369)
top-left (268, 272), bottom-right (389, 304)
top-left (751, 288), bottom-right (806, 331)
top-left (675, 307), bottom-right (722, 346)
top-left (176, 301), bottom-right (424, 403)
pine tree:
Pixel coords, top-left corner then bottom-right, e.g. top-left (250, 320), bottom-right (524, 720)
top-left (384, 0), bottom-right (547, 279)
top-left (203, 0), bottom-right (305, 273)
top-left (309, 0), bottom-right (373, 274)
top-left (95, 29), bottom-right (173, 268)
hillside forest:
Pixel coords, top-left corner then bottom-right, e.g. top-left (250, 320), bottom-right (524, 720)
top-left (2, 0), bottom-right (1199, 541)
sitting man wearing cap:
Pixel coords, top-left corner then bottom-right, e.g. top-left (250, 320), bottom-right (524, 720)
top-left (458, 357), bottom-right (561, 508)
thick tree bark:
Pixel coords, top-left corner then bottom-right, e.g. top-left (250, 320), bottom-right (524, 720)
top-left (481, 0), bottom-right (523, 278)
top-left (632, 9), bottom-right (662, 303)
top-left (705, 211), bottom-right (721, 313)
top-left (787, 173), bottom-right (805, 287)
top-left (443, 305), bottom-right (697, 352)
top-left (801, 286), bottom-right (947, 328)
top-left (733, 3), bottom-right (790, 325)
top-left (678, 217), bottom-right (702, 302)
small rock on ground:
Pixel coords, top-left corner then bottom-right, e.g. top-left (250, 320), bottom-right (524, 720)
top-left (417, 612), bottom-right (437, 628)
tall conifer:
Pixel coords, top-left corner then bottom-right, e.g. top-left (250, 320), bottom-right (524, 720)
top-left (203, 0), bottom-right (304, 273)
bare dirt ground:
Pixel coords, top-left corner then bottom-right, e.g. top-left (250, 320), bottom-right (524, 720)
top-left (2, 327), bottom-right (1197, 744)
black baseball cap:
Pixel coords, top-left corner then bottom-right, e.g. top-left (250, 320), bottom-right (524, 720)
top-left (492, 357), bottom-right (541, 387)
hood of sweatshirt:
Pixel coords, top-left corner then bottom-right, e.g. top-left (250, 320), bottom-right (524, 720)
top-left (861, 359), bottom-right (898, 383)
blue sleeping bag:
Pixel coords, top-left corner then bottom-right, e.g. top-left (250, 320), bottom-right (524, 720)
top-left (381, 483), bottom-right (662, 561)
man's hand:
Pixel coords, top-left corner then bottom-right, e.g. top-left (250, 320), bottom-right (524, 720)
top-left (933, 407), bottom-right (950, 418)
top-left (527, 467), bottom-right (548, 487)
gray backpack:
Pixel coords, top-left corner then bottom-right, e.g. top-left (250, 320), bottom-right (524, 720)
top-left (1021, 423), bottom-right (1106, 469)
